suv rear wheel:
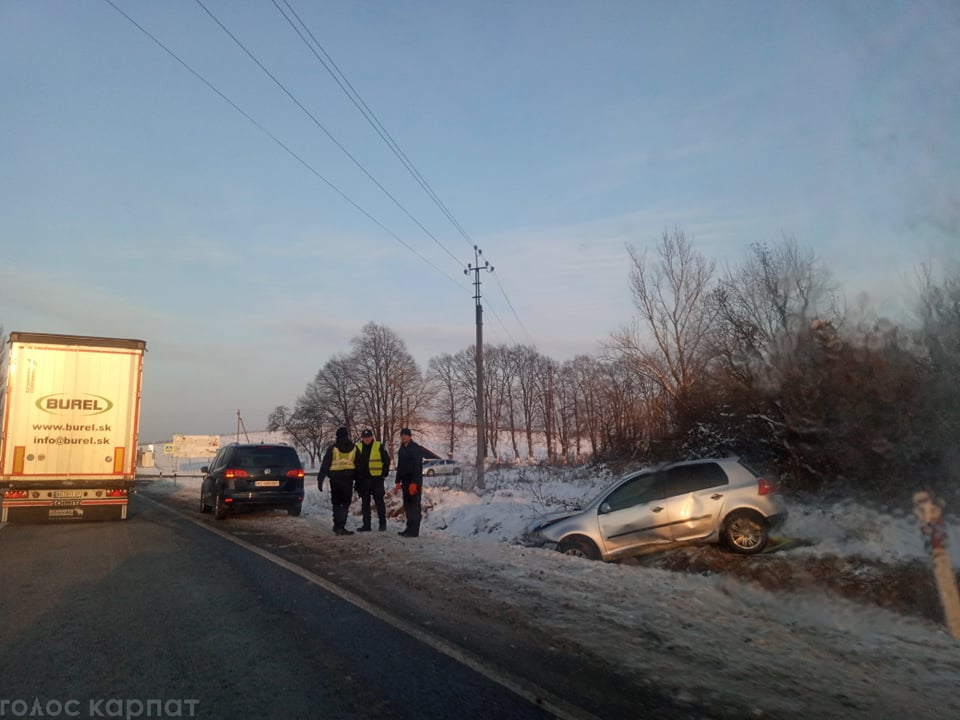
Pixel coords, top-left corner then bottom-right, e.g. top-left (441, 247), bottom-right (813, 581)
top-left (287, 504), bottom-right (302, 517)
top-left (214, 492), bottom-right (229, 520)
top-left (722, 511), bottom-right (768, 554)
top-left (199, 493), bottom-right (212, 514)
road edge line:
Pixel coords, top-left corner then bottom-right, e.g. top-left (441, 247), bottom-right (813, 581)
top-left (139, 493), bottom-right (600, 720)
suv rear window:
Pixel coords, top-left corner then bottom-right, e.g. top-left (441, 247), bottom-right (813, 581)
top-left (229, 445), bottom-right (301, 468)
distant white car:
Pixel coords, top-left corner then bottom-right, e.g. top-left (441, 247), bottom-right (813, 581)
top-left (423, 459), bottom-right (461, 476)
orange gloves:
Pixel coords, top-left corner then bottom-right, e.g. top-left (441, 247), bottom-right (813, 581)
top-left (408, 483), bottom-right (418, 495)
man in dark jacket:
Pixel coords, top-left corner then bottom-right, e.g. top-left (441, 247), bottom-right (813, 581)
top-left (394, 427), bottom-right (439, 538)
top-left (355, 428), bottom-right (391, 532)
top-left (318, 426), bottom-right (358, 535)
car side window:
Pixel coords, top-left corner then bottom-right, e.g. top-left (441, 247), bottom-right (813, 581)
top-left (663, 463), bottom-right (728, 497)
top-left (603, 473), bottom-right (664, 512)
top-left (213, 448), bottom-right (230, 471)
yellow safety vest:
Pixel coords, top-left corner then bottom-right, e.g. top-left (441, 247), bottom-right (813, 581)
top-left (330, 446), bottom-right (357, 471)
top-left (358, 441), bottom-right (384, 476)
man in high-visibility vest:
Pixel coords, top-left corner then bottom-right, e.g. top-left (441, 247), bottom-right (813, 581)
top-left (318, 426), bottom-right (359, 535)
top-left (355, 429), bottom-right (391, 532)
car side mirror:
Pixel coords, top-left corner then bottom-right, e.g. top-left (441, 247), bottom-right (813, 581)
top-left (200, 466), bottom-right (209, 474)
top-left (599, 502), bottom-right (612, 515)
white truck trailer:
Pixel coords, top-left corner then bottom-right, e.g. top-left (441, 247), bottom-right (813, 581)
top-left (0, 332), bottom-right (147, 521)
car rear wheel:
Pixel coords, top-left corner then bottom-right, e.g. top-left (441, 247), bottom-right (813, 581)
top-left (425, 469), bottom-right (435, 476)
top-left (453, 467), bottom-right (461, 475)
top-left (199, 490), bottom-right (212, 514)
top-left (557, 536), bottom-right (601, 561)
top-left (722, 511), bottom-right (768, 554)
top-left (287, 504), bottom-right (302, 517)
top-left (214, 493), bottom-right (229, 520)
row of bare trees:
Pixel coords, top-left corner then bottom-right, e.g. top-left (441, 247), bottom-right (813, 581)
top-left (270, 231), bottom-right (960, 499)
top-left (606, 230), bottom-right (960, 498)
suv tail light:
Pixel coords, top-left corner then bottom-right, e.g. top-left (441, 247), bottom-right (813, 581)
top-left (286, 469), bottom-right (305, 479)
top-left (224, 468), bottom-right (250, 479)
top-left (757, 478), bottom-right (776, 496)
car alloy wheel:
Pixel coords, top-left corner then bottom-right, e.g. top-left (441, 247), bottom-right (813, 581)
top-left (723, 511), bottom-right (768, 554)
top-left (557, 536), bottom-right (601, 561)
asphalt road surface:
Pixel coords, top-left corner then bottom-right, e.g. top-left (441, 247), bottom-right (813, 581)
top-left (0, 496), bottom-right (562, 720)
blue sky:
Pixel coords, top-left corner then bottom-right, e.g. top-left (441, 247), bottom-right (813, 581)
top-left (2, 0), bottom-right (957, 442)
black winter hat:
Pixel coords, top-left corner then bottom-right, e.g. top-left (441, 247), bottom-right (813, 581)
top-left (335, 426), bottom-right (350, 440)
top-left (400, 427), bottom-right (412, 436)
top-left (360, 429), bottom-right (373, 438)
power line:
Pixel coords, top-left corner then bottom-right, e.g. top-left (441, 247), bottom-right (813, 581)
top-left (273, 0), bottom-right (476, 253)
top-left (193, 0), bottom-right (464, 268)
top-left (271, 3), bottom-right (538, 348)
top-left (490, 270), bottom-right (535, 347)
top-left (100, 0), bottom-right (462, 288)
top-left (107, 0), bottom-right (536, 350)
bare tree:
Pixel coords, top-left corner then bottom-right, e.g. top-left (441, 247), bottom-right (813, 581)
top-left (508, 344), bottom-right (542, 463)
top-left (313, 353), bottom-right (358, 433)
top-left (427, 352), bottom-right (469, 457)
top-left (914, 264), bottom-right (960, 480)
top-left (481, 344), bottom-right (516, 463)
top-left (593, 357), bottom-right (660, 461)
top-left (568, 355), bottom-right (603, 460)
top-left (554, 362), bottom-right (580, 463)
top-left (288, 324), bottom-right (430, 461)
top-left (266, 404), bottom-right (323, 468)
top-left (609, 228), bottom-right (717, 439)
top-left (347, 322), bottom-right (428, 447)
top-left (535, 355), bottom-right (559, 461)
top-left (711, 236), bottom-right (841, 390)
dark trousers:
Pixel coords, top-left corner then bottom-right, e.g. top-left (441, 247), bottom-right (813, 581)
top-left (400, 481), bottom-right (422, 535)
top-left (329, 476), bottom-right (354, 529)
top-left (358, 478), bottom-right (386, 529)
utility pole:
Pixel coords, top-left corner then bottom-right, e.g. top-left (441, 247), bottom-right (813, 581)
top-left (465, 246), bottom-right (493, 490)
top-left (236, 409), bottom-right (250, 443)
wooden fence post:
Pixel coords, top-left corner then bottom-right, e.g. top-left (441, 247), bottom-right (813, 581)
top-left (914, 489), bottom-right (960, 640)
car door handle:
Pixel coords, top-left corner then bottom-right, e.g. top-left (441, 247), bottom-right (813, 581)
top-left (652, 506), bottom-right (665, 513)
top-left (710, 494), bottom-right (723, 500)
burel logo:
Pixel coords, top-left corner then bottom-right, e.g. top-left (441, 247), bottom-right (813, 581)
top-left (36, 394), bottom-right (114, 416)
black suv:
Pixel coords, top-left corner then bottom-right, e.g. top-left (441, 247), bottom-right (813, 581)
top-left (200, 443), bottom-right (305, 519)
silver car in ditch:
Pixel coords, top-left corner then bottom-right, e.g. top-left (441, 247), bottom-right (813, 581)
top-left (526, 457), bottom-right (788, 561)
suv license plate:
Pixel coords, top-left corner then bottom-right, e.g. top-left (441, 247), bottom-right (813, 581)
top-left (255, 481), bottom-right (280, 487)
